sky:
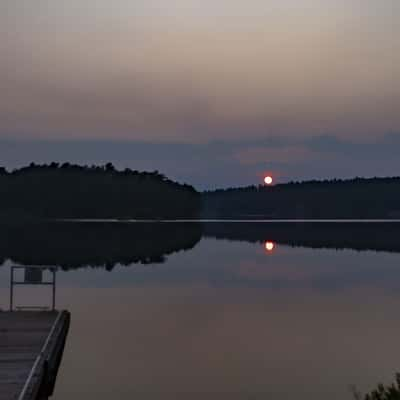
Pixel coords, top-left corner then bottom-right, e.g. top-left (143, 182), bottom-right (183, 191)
top-left (1, 0), bottom-right (399, 189)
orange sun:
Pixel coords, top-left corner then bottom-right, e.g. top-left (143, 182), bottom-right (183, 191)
top-left (264, 176), bottom-right (273, 185)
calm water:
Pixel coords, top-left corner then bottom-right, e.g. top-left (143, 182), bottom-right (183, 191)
top-left (1, 222), bottom-right (400, 399)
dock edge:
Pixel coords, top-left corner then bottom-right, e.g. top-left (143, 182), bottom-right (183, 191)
top-left (18, 310), bottom-right (71, 400)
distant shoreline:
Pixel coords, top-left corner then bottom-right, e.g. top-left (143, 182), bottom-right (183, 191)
top-left (4, 217), bottom-right (400, 225)
top-left (2, 165), bottom-right (400, 220)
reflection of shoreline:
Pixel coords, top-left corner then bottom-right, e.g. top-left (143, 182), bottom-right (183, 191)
top-left (0, 222), bottom-right (202, 270)
top-left (203, 222), bottom-right (400, 254)
top-left (2, 221), bottom-right (400, 271)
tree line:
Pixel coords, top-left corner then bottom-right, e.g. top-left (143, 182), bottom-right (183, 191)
top-left (0, 163), bottom-right (201, 219)
top-left (202, 177), bottom-right (400, 219)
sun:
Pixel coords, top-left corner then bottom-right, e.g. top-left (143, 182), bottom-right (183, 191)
top-left (264, 176), bottom-right (273, 185)
top-left (265, 241), bottom-right (275, 252)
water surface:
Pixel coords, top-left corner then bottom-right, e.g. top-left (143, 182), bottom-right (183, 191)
top-left (1, 222), bottom-right (399, 399)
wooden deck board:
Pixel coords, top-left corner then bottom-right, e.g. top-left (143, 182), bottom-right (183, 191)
top-left (0, 312), bottom-right (58, 400)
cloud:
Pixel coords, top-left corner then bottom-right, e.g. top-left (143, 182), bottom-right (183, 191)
top-left (0, 1), bottom-right (399, 141)
top-left (234, 146), bottom-right (313, 165)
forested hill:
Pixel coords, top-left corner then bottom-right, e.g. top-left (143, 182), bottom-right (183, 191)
top-left (202, 177), bottom-right (400, 219)
top-left (0, 163), bottom-right (200, 219)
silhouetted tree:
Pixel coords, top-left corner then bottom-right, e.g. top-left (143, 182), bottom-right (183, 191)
top-left (203, 177), bottom-right (400, 219)
top-left (352, 373), bottom-right (400, 400)
top-left (0, 163), bottom-right (201, 219)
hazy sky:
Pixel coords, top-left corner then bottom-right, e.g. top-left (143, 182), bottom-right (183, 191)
top-left (1, 1), bottom-right (399, 188)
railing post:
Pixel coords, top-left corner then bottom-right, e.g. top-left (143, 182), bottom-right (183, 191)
top-left (10, 266), bottom-right (14, 311)
top-left (52, 269), bottom-right (56, 311)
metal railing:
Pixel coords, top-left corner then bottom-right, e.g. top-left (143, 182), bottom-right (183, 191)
top-left (10, 265), bottom-right (57, 311)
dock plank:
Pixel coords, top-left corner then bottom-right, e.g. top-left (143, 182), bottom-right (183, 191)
top-left (0, 312), bottom-right (58, 400)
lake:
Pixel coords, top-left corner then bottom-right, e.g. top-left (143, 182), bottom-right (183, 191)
top-left (1, 221), bottom-right (400, 399)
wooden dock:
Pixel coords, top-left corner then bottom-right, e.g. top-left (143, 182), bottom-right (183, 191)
top-left (0, 311), bottom-right (70, 400)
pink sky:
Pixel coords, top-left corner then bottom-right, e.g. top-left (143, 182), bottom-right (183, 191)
top-left (0, 1), bottom-right (399, 186)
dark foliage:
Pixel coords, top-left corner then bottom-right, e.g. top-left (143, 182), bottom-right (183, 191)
top-left (203, 177), bottom-right (400, 219)
top-left (0, 222), bottom-right (202, 270)
top-left (353, 373), bottom-right (400, 400)
top-left (0, 163), bottom-right (200, 219)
